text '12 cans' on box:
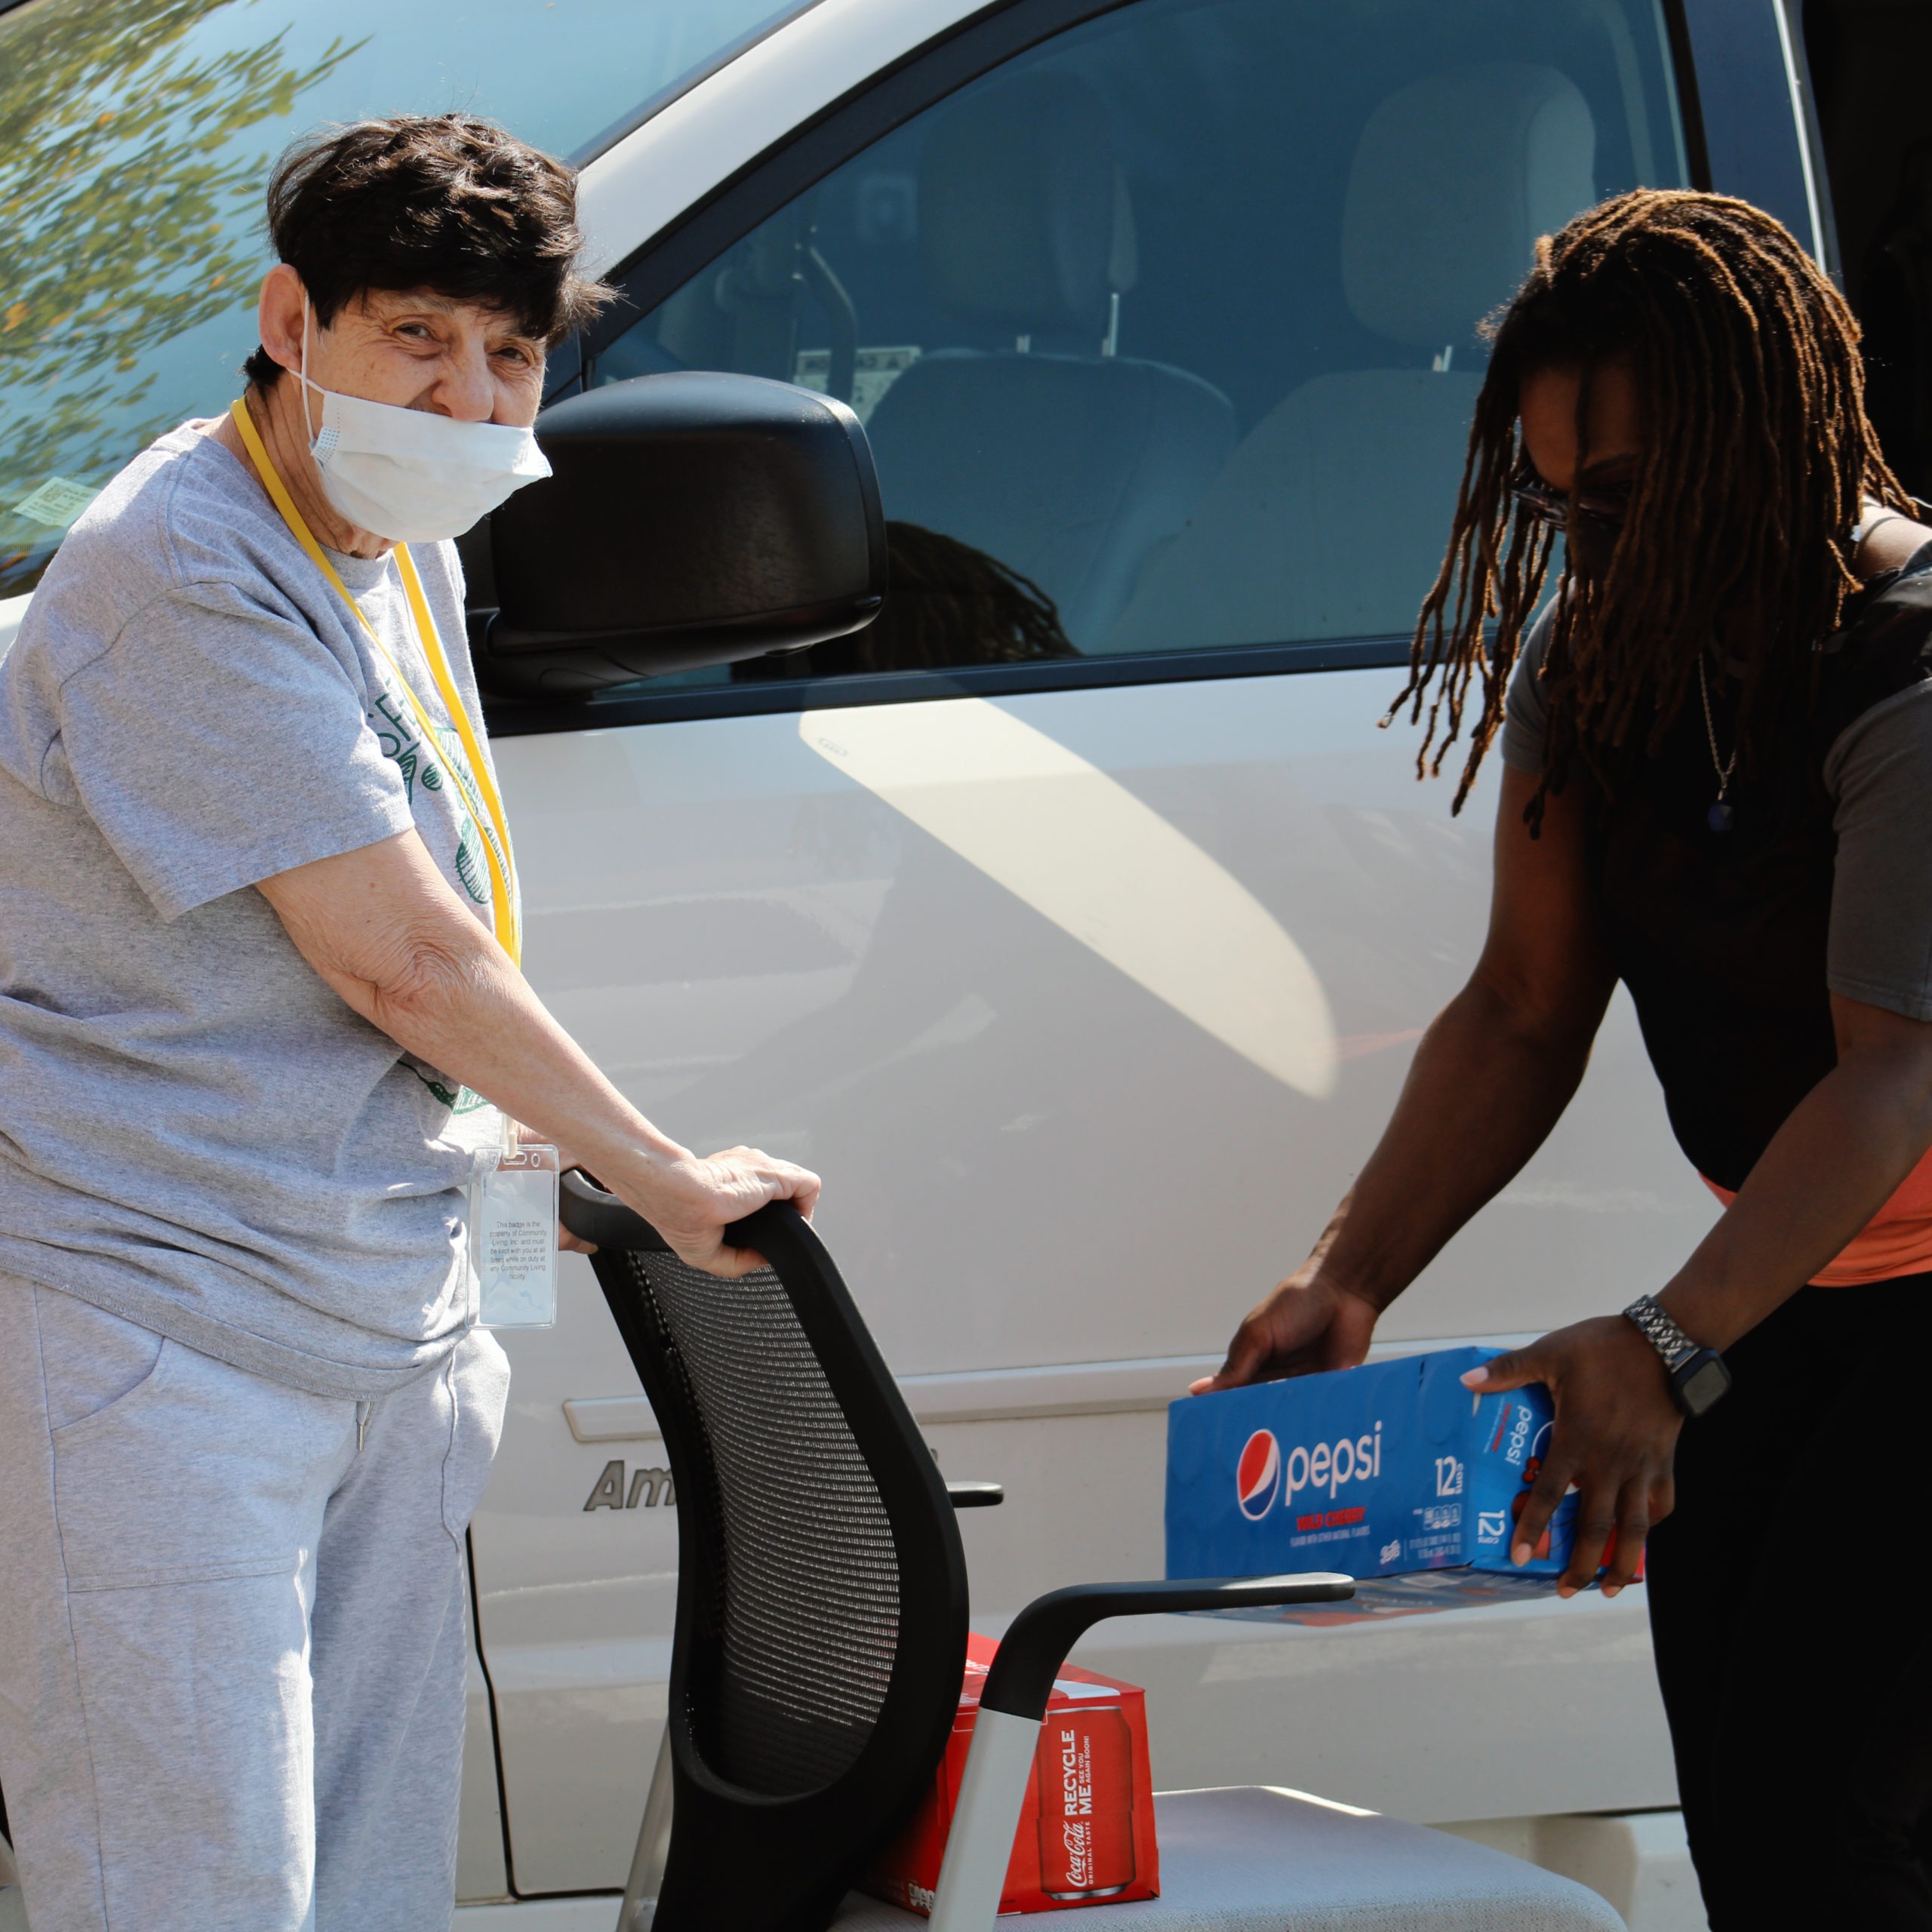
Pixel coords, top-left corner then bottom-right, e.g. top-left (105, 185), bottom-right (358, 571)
top-left (1167, 1346), bottom-right (1633, 1623)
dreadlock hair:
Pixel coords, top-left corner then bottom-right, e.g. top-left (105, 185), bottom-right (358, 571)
top-left (1391, 189), bottom-right (1911, 818)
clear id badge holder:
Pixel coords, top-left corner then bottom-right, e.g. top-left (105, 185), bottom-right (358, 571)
top-left (472, 1122), bottom-right (560, 1329)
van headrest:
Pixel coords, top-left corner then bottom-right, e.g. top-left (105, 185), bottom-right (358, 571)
top-left (1343, 63), bottom-right (1596, 351)
top-left (918, 71), bottom-right (1138, 335)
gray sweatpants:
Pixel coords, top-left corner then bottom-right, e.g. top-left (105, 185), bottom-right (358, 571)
top-left (0, 1275), bottom-right (509, 1931)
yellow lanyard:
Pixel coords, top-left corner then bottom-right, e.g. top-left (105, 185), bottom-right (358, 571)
top-left (229, 398), bottom-right (521, 964)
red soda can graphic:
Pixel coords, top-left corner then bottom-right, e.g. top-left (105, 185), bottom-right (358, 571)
top-left (1036, 1703), bottom-right (1137, 1900)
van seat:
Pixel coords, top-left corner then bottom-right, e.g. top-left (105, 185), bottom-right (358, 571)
top-left (864, 71), bottom-right (1235, 648)
top-left (1102, 62), bottom-right (1597, 654)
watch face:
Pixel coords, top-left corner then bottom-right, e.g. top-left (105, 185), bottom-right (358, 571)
top-left (1679, 1355), bottom-right (1731, 1417)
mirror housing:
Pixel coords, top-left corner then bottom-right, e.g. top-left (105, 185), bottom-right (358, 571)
top-left (475, 371), bottom-right (886, 697)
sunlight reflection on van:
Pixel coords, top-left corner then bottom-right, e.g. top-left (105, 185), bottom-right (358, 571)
top-left (800, 698), bottom-right (1339, 1098)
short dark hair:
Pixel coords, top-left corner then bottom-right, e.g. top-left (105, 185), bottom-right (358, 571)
top-left (242, 113), bottom-right (609, 388)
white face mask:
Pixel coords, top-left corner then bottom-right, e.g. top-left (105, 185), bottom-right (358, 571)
top-left (297, 294), bottom-right (551, 543)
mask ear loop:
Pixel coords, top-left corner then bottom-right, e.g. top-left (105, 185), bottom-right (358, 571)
top-left (300, 288), bottom-right (318, 454)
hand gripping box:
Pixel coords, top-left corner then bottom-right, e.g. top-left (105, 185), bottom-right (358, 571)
top-left (1166, 1348), bottom-right (1585, 1612)
top-left (862, 1633), bottom-right (1160, 1915)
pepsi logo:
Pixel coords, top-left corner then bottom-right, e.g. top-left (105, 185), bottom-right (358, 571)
top-left (1236, 1429), bottom-right (1281, 1520)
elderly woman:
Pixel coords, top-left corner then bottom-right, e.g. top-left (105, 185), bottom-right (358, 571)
top-left (0, 115), bottom-right (816, 1931)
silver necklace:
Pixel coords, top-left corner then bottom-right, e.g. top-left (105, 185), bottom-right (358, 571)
top-left (1697, 655), bottom-right (1738, 833)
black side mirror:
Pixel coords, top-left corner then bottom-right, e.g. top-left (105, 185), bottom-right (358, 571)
top-left (474, 371), bottom-right (886, 697)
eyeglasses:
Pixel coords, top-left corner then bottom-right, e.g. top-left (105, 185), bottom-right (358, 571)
top-left (1509, 465), bottom-right (1635, 532)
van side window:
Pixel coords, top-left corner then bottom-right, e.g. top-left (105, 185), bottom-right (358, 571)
top-left (595, 0), bottom-right (1687, 681)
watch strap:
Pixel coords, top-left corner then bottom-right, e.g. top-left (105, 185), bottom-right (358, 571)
top-left (1623, 1294), bottom-right (1700, 1372)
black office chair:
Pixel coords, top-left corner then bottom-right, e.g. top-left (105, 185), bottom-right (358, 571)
top-left (559, 1175), bottom-right (1352, 1932)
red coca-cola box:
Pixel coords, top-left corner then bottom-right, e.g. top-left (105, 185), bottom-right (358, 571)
top-left (861, 1633), bottom-right (1160, 1915)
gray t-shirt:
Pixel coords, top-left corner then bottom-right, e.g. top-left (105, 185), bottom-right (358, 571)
top-left (0, 420), bottom-right (511, 1397)
top-left (1501, 602), bottom-right (1932, 1023)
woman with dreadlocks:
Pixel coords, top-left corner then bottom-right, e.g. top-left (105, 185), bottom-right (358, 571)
top-left (1197, 189), bottom-right (1932, 1926)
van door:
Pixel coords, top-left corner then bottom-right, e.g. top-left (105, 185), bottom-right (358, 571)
top-left (469, 0), bottom-right (1718, 1893)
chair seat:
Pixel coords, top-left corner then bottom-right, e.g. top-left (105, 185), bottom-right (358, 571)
top-left (835, 1785), bottom-right (1624, 1931)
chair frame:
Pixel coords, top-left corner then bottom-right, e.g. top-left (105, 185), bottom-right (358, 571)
top-left (559, 1174), bottom-right (1352, 1932)
top-left (565, 1177), bottom-right (972, 1932)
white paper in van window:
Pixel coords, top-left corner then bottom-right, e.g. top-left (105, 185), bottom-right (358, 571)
top-left (790, 345), bottom-right (921, 423)
top-left (12, 477), bottom-right (100, 528)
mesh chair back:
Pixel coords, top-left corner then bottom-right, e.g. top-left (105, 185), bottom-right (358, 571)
top-left (563, 1179), bottom-right (969, 1932)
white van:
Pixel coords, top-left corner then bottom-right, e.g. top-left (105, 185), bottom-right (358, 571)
top-left (1, 0), bottom-right (1925, 1924)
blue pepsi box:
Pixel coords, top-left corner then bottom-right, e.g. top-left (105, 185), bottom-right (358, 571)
top-left (1167, 1349), bottom-right (1582, 1605)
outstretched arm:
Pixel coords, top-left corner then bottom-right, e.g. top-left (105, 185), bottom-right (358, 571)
top-left (257, 828), bottom-right (818, 1277)
top-left (1195, 761), bottom-right (1616, 1389)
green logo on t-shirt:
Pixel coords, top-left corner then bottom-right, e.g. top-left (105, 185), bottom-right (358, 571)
top-left (438, 727), bottom-right (490, 907)
top-left (367, 684), bottom-right (490, 913)
top-left (370, 691), bottom-right (443, 805)
top-left (407, 1060), bottom-right (491, 1114)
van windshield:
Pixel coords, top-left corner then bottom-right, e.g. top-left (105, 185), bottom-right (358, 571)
top-left (0, 0), bottom-right (809, 598)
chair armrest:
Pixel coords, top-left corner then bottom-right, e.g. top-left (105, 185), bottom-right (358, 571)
top-left (946, 1481), bottom-right (1004, 1509)
top-left (982, 1573), bottom-right (1354, 1719)
top-left (928, 1571), bottom-right (1353, 1932)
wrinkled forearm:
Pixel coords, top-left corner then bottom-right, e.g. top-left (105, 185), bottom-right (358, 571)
top-left (257, 832), bottom-right (691, 1190)
top-left (354, 923), bottom-right (688, 1183)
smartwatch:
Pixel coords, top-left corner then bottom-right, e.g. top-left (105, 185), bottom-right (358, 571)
top-left (1623, 1295), bottom-right (1731, 1417)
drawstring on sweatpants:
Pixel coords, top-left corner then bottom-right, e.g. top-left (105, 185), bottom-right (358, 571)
top-left (355, 1400), bottom-right (374, 1454)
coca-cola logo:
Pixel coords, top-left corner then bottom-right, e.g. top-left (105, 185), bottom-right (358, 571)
top-left (1062, 1818), bottom-right (1093, 1887)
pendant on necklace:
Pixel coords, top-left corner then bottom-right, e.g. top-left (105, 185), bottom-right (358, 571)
top-left (1696, 659), bottom-right (1738, 837)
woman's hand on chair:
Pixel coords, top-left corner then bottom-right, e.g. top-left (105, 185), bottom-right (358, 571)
top-left (626, 1145), bottom-right (823, 1278)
